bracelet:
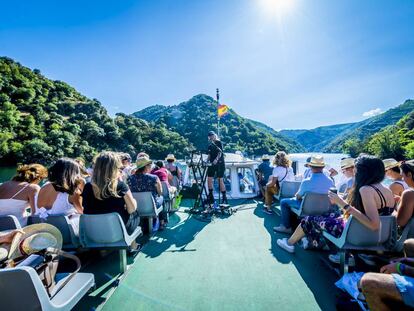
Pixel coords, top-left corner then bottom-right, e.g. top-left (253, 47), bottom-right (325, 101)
top-left (396, 262), bottom-right (402, 275)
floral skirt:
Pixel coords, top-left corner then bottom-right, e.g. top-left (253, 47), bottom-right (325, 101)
top-left (300, 209), bottom-right (346, 249)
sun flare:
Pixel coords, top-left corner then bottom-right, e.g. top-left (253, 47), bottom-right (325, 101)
top-left (259, 0), bottom-right (296, 18)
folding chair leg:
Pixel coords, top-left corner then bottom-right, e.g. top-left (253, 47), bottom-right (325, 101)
top-left (339, 250), bottom-right (348, 275)
top-left (119, 249), bottom-right (127, 273)
top-left (148, 217), bottom-right (153, 234)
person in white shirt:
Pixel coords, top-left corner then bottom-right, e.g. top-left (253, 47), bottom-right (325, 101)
top-left (263, 151), bottom-right (295, 214)
top-left (337, 157), bottom-right (355, 197)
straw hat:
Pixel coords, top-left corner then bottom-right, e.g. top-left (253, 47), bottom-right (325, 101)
top-left (261, 154), bottom-right (270, 160)
top-left (308, 155), bottom-right (326, 168)
top-left (0, 223), bottom-right (62, 261)
top-left (165, 154), bottom-right (176, 161)
top-left (340, 157), bottom-right (355, 170)
top-left (136, 155), bottom-right (152, 170)
top-left (383, 158), bottom-right (400, 171)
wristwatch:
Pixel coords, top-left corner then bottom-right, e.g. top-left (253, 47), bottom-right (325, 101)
top-left (343, 204), bottom-right (350, 211)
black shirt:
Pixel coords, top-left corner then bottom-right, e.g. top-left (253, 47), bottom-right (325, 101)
top-left (208, 140), bottom-right (224, 164)
top-left (82, 181), bottom-right (130, 225)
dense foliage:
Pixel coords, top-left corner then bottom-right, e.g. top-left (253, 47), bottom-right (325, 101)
top-left (133, 94), bottom-right (304, 156)
top-left (325, 100), bottom-right (414, 153)
top-left (0, 57), bottom-right (191, 165)
top-left (279, 99), bottom-right (414, 155)
top-left (342, 107), bottom-right (414, 159)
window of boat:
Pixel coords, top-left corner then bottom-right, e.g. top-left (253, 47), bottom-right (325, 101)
top-left (237, 167), bottom-right (255, 194)
top-left (214, 168), bottom-right (231, 193)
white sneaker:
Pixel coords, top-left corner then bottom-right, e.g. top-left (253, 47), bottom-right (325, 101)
top-left (328, 253), bottom-right (355, 267)
top-left (277, 238), bottom-right (295, 253)
top-left (273, 225), bottom-right (293, 234)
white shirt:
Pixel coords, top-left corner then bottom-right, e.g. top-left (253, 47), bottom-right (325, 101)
top-left (272, 166), bottom-right (295, 182)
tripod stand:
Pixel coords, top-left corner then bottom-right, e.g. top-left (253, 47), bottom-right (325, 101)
top-left (186, 151), bottom-right (210, 213)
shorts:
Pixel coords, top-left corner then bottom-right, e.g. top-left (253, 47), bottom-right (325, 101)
top-left (207, 164), bottom-right (225, 178)
top-left (393, 274), bottom-right (414, 307)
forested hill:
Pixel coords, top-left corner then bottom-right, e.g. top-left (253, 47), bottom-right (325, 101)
top-left (0, 57), bottom-right (191, 165)
top-left (280, 123), bottom-right (357, 152)
top-left (279, 99), bottom-right (414, 154)
top-left (324, 99), bottom-right (414, 152)
top-left (133, 95), bottom-right (304, 155)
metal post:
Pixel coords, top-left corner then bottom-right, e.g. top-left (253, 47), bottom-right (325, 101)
top-left (216, 88), bottom-right (220, 138)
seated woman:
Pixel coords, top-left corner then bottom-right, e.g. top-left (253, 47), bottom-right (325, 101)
top-left (128, 155), bottom-right (166, 230)
top-left (165, 154), bottom-right (182, 189)
top-left (394, 160), bottom-right (414, 228)
top-left (82, 151), bottom-right (139, 236)
top-left (152, 161), bottom-right (177, 196)
top-left (264, 151), bottom-right (295, 215)
top-left (384, 158), bottom-right (409, 197)
top-left (37, 158), bottom-right (84, 233)
top-left (276, 155), bottom-right (395, 253)
top-left (0, 164), bottom-right (47, 226)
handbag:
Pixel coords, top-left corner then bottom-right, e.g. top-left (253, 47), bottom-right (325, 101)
top-left (14, 248), bottom-right (81, 298)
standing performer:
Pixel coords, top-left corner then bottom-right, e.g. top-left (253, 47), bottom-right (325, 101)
top-left (206, 130), bottom-right (227, 205)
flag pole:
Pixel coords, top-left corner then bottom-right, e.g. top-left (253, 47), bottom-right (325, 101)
top-left (216, 88), bottom-right (220, 138)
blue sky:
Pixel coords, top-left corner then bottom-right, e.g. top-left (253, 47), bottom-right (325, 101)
top-left (1, 0), bottom-right (414, 129)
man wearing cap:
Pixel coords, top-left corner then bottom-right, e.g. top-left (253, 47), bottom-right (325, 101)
top-left (274, 155), bottom-right (334, 234)
top-left (206, 131), bottom-right (227, 205)
top-left (257, 155), bottom-right (273, 198)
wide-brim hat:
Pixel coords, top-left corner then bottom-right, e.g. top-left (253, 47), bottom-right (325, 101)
top-left (0, 223), bottom-right (62, 261)
top-left (165, 154), bottom-right (176, 161)
top-left (136, 155), bottom-right (152, 170)
top-left (308, 155), bottom-right (326, 168)
top-left (383, 158), bottom-right (400, 171)
top-left (341, 157), bottom-right (355, 170)
top-left (261, 154), bottom-right (270, 160)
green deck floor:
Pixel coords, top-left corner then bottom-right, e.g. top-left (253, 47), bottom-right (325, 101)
top-left (99, 200), bottom-right (339, 311)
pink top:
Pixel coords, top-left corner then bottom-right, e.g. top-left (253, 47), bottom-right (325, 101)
top-left (152, 168), bottom-right (169, 184)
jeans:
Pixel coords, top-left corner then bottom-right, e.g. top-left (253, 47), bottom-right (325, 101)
top-left (280, 198), bottom-right (301, 228)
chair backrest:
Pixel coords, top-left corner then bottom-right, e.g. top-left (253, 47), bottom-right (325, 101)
top-left (79, 213), bottom-right (126, 247)
top-left (280, 181), bottom-right (301, 198)
top-left (346, 215), bottom-right (397, 246)
top-left (0, 267), bottom-right (48, 310)
top-left (28, 215), bottom-right (77, 248)
top-left (161, 182), bottom-right (170, 200)
top-left (300, 193), bottom-right (331, 215)
top-left (0, 215), bottom-right (21, 230)
top-left (132, 192), bottom-right (158, 217)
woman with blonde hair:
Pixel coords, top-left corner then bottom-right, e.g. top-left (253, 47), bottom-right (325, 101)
top-left (82, 151), bottom-right (139, 235)
top-left (263, 151), bottom-right (295, 215)
top-left (0, 164), bottom-right (48, 226)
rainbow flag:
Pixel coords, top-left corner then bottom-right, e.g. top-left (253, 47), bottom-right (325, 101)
top-left (218, 104), bottom-right (229, 118)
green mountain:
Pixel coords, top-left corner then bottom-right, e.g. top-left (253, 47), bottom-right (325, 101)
top-left (280, 123), bottom-right (357, 152)
top-left (0, 57), bottom-right (191, 165)
top-left (324, 99), bottom-right (414, 152)
top-left (279, 99), bottom-right (414, 153)
top-left (133, 95), bottom-right (305, 155)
